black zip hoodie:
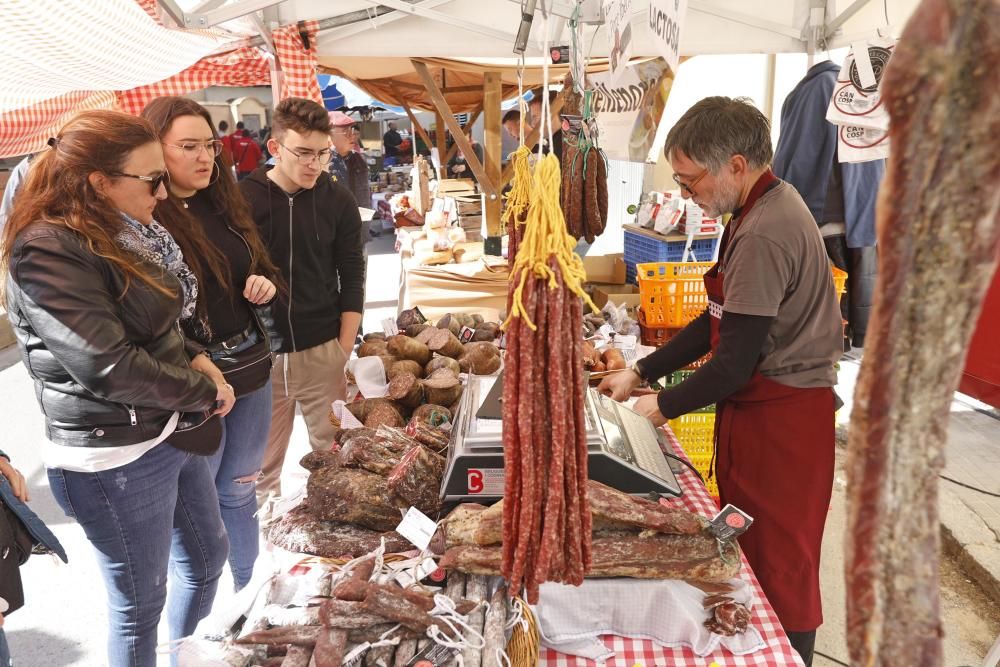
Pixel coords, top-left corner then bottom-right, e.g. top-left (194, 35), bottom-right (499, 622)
top-left (239, 166), bottom-right (365, 353)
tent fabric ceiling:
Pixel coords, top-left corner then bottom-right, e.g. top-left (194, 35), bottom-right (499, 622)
top-left (318, 56), bottom-right (623, 113)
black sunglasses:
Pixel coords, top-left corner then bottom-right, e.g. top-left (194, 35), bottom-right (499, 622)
top-left (110, 171), bottom-right (169, 195)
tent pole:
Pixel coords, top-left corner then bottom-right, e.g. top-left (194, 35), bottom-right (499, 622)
top-left (483, 71), bottom-right (503, 253)
top-left (411, 60), bottom-right (498, 200)
top-left (393, 89), bottom-right (435, 156)
top-left (763, 54), bottom-right (777, 124)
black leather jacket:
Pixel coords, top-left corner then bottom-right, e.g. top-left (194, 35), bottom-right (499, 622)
top-left (5, 222), bottom-right (217, 448)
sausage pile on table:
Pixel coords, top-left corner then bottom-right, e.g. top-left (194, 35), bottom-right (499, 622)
top-left (845, 0), bottom-right (1000, 665)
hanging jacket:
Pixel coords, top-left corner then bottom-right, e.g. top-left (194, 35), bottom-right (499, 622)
top-left (239, 167), bottom-right (365, 354)
top-left (772, 60), bottom-right (884, 248)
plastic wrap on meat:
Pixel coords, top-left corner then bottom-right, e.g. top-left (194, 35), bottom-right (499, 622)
top-left (386, 445), bottom-right (446, 515)
top-left (267, 506), bottom-right (411, 557)
top-left (306, 468), bottom-right (405, 532)
top-left (338, 435), bottom-right (405, 476)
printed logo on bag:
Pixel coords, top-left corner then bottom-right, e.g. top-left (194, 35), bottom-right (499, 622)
top-left (849, 46), bottom-right (892, 93)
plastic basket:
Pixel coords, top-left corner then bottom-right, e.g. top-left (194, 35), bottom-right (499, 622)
top-left (624, 230), bottom-right (719, 283)
top-left (637, 309), bottom-right (680, 347)
top-left (636, 261), bottom-right (713, 327)
top-left (662, 371), bottom-right (715, 413)
top-left (669, 412), bottom-right (718, 497)
top-left (832, 266), bottom-right (848, 298)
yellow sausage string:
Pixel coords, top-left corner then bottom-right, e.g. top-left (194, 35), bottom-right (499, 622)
top-left (503, 153), bottom-right (598, 331)
top-left (502, 145), bottom-right (532, 235)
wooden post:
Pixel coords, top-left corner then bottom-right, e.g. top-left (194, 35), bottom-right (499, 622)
top-left (435, 111), bottom-right (448, 178)
top-left (411, 60), bottom-right (497, 200)
top-left (391, 83), bottom-right (435, 154)
top-left (482, 71), bottom-right (503, 253)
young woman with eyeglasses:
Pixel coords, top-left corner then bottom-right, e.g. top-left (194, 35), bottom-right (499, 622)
top-left (1, 110), bottom-right (236, 667)
top-left (141, 96), bottom-right (281, 592)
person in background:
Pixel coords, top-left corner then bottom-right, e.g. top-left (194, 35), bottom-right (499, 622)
top-left (329, 110), bottom-right (375, 243)
top-left (528, 89), bottom-right (562, 158)
top-left (2, 110), bottom-right (235, 667)
top-left (217, 119), bottom-right (234, 165)
top-left (772, 60), bottom-right (882, 353)
top-left (231, 121), bottom-right (263, 181)
top-left (142, 97), bottom-right (282, 590)
top-left (0, 155), bottom-right (33, 234)
top-left (447, 133), bottom-right (484, 183)
top-left (0, 449), bottom-right (68, 667)
top-left (598, 97), bottom-right (842, 666)
top-left (502, 109), bottom-right (522, 142)
top-left (239, 98), bottom-right (364, 503)
top-left (382, 121), bottom-right (403, 160)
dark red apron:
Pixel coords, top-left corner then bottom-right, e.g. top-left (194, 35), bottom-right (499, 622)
top-left (705, 171), bottom-right (835, 633)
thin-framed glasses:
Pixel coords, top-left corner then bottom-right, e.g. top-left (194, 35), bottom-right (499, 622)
top-left (279, 142), bottom-right (333, 166)
top-left (672, 167), bottom-right (709, 197)
top-left (163, 140), bottom-right (224, 159)
top-left (110, 171), bottom-right (169, 195)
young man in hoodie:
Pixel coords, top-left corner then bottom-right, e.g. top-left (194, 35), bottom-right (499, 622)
top-left (239, 98), bottom-right (365, 502)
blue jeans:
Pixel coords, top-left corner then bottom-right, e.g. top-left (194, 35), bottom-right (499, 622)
top-left (48, 444), bottom-right (229, 667)
top-left (206, 380), bottom-right (272, 590)
top-left (0, 628), bottom-right (9, 667)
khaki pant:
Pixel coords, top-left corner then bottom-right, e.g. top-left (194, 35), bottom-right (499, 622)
top-left (257, 338), bottom-right (347, 502)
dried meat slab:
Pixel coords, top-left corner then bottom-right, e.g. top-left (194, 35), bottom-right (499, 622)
top-left (269, 505), bottom-right (410, 556)
top-left (307, 467), bottom-right (405, 531)
top-left (440, 530), bottom-right (739, 582)
top-left (846, 1), bottom-right (1000, 665)
top-left (386, 445), bottom-right (446, 515)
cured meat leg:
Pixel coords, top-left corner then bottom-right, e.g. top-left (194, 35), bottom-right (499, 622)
top-left (846, 2), bottom-right (1000, 665)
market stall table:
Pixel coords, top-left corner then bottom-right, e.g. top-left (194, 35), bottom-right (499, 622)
top-left (398, 249), bottom-right (509, 322)
top-left (540, 425), bottom-right (806, 667)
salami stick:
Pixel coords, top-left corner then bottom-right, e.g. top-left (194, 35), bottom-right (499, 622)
top-left (508, 272), bottom-right (539, 593)
top-left (461, 575), bottom-right (488, 667)
top-left (595, 150), bottom-right (609, 236)
top-left (525, 276), bottom-right (552, 601)
top-left (481, 582), bottom-right (509, 667)
top-left (583, 149), bottom-right (599, 243)
top-left (500, 279), bottom-right (522, 575)
top-left (281, 646), bottom-right (313, 667)
top-left (846, 2), bottom-right (1000, 664)
top-left (571, 293), bottom-right (593, 575)
top-left (392, 639), bottom-right (418, 667)
top-left (312, 628), bottom-right (348, 667)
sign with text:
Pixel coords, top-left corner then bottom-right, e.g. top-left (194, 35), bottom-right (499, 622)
top-left (602, 0), bottom-right (634, 85)
top-left (589, 58), bottom-right (674, 162)
top-left (648, 0), bottom-right (687, 75)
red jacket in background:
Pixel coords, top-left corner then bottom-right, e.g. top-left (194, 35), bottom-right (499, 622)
top-left (230, 131), bottom-right (262, 175)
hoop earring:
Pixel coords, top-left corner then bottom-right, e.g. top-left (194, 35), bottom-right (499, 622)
top-left (208, 161), bottom-right (221, 187)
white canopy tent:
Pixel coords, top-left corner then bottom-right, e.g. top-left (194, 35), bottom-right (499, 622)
top-left (160, 0), bottom-right (918, 60)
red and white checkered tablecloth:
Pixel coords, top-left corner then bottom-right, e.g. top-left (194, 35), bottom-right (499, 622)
top-left (539, 426), bottom-right (805, 667)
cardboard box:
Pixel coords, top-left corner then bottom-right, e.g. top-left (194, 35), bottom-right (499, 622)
top-left (582, 253), bottom-right (626, 284)
top-left (591, 283), bottom-right (641, 309)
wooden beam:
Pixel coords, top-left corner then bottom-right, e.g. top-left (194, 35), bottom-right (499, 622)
top-left (412, 60), bottom-right (497, 199)
top-left (444, 108), bottom-right (482, 164)
top-left (500, 95), bottom-right (565, 188)
top-left (393, 89), bottom-right (433, 155)
top-left (482, 71), bottom-right (503, 240)
top-left (440, 85), bottom-right (487, 94)
top-left (434, 111), bottom-right (447, 178)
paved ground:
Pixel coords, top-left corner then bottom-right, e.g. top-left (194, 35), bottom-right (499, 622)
top-left (4, 239), bottom-right (1000, 665)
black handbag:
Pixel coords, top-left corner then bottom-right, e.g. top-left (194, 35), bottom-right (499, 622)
top-left (216, 337), bottom-right (272, 397)
top-left (169, 410), bottom-right (224, 456)
top-left (0, 500), bottom-right (33, 615)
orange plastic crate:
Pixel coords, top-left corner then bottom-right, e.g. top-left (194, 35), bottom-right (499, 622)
top-left (636, 261), bottom-right (714, 327)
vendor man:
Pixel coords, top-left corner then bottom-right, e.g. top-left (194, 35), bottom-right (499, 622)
top-left (599, 96), bottom-right (842, 667)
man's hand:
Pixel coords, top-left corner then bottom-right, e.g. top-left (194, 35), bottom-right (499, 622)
top-left (0, 457), bottom-right (29, 502)
top-left (633, 394), bottom-right (668, 427)
top-left (597, 369), bottom-right (642, 402)
top-left (244, 274), bottom-right (277, 305)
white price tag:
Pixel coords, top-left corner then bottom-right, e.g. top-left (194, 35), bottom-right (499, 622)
top-left (395, 507), bottom-right (438, 551)
top-left (333, 400), bottom-right (364, 429)
top-left (394, 557), bottom-right (439, 588)
top-left (382, 318), bottom-right (399, 336)
top-left (613, 334), bottom-right (637, 350)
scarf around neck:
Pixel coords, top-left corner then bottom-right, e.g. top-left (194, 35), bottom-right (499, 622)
top-left (116, 212), bottom-right (198, 321)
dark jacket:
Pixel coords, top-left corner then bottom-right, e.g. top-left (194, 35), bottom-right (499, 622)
top-left (329, 150), bottom-right (372, 209)
top-left (772, 60), bottom-right (884, 248)
top-left (5, 223), bottom-right (218, 448)
top-left (0, 450), bottom-right (66, 564)
top-left (239, 168), bottom-right (365, 353)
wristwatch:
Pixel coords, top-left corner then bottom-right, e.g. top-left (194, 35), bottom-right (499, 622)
top-left (629, 359), bottom-right (648, 384)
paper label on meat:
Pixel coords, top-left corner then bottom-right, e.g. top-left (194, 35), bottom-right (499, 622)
top-left (467, 468), bottom-right (505, 495)
top-left (396, 506), bottom-right (438, 551)
top-left (709, 504), bottom-right (754, 541)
